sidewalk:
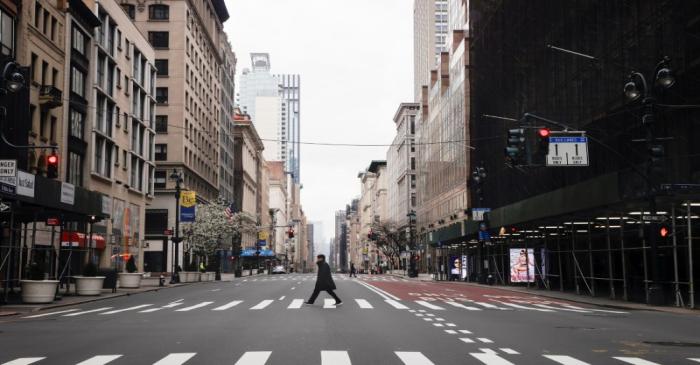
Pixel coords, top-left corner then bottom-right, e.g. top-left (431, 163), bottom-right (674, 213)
top-left (0, 270), bottom-right (267, 316)
top-left (387, 272), bottom-right (699, 315)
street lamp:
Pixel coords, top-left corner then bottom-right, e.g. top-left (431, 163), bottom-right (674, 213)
top-left (1, 61), bottom-right (25, 94)
top-left (407, 210), bottom-right (416, 277)
top-left (623, 56), bottom-right (675, 305)
top-left (170, 169), bottom-right (183, 284)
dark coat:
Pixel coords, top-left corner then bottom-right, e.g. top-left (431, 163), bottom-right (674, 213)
top-left (315, 261), bottom-right (336, 290)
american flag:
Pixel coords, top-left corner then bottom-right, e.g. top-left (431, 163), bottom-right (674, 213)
top-left (225, 201), bottom-right (236, 220)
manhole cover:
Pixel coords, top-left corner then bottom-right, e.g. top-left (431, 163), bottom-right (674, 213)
top-left (643, 341), bottom-right (700, 347)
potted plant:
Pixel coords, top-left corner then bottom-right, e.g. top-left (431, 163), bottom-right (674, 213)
top-left (20, 262), bottom-right (59, 304)
top-left (75, 261), bottom-right (105, 296)
top-left (118, 256), bottom-right (142, 288)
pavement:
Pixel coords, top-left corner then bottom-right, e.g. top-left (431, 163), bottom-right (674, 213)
top-left (386, 272), bottom-right (699, 315)
top-left (1, 272), bottom-right (699, 364)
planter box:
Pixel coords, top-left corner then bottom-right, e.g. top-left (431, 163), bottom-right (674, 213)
top-left (192, 272), bottom-right (201, 282)
top-left (74, 276), bottom-right (105, 296)
top-left (206, 271), bottom-right (216, 281)
top-left (199, 272), bottom-right (208, 281)
top-left (20, 280), bottom-right (59, 304)
top-left (118, 272), bottom-right (143, 288)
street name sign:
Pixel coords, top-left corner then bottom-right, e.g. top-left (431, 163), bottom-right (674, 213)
top-left (546, 134), bottom-right (589, 166)
top-left (642, 215), bottom-right (668, 222)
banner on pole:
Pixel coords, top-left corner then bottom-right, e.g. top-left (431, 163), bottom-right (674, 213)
top-left (180, 191), bottom-right (196, 222)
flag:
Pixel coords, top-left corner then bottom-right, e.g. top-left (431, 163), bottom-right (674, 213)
top-left (225, 201), bottom-right (236, 220)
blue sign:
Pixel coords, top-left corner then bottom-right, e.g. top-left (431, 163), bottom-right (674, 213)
top-left (549, 136), bottom-right (587, 143)
top-left (478, 230), bottom-right (491, 241)
top-left (257, 240), bottom-right (267, 247)
top-left (241, 248), bottom-right (275, 257)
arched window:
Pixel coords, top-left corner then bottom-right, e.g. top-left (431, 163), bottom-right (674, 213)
top-left (149, 4), bottom-right (169, 20)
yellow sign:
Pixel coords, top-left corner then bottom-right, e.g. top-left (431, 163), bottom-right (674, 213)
top-left (180, 191), bottom-right (196, 207)
top-left (258, 231), bottom-right (269, 240)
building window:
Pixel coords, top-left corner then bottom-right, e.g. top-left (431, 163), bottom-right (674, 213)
top-left (72, 26), bottom-right (86, 55)
top-left (154, 144), bottom-right (167, 161)
top-left (155, 59), bottom-right (168, 76)
top-left (0, 9), bottom-right (14, 57)
top-left (67, 151), bottom-right (83, 187)
top-left (155, 87), bottom-right (168, 104)
top-left (155, 115), bottom-right (167, 133)
top-left (148, 31), bottom-right (169, 48)
top-left (34, 3), bottom-right (41, 28)
top-left (70, 67), bottom-right (85, 97)
top-left (121, 4), bottom-right (135, 20)
top-left (153, 171), bottom-right (166, 189)
top-left (149, 5), bottom-right (169, 20)
top-left (94, 136), bottom-right (113, 178)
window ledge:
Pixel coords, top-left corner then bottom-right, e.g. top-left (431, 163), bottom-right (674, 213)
top-left (91, 172), bottom-right (113, 184)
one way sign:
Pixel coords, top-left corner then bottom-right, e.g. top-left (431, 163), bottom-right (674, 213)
top-left (546, 133), bottom-right (589, 167)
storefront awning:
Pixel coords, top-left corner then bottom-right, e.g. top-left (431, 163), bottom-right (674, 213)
top-left (61, 231), bottom-right (106, 250)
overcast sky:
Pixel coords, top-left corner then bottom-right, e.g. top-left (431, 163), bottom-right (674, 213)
top-left (224, 0), bottom-right (414, 247)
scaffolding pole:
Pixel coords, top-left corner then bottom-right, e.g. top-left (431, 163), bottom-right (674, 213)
top-left (621, 215), bottom-right (628, 301)
top-left (606, 217), bottom-right (616, 299)
top-left (587, 222), bottom-right (595, 297)
top-left (688, 202), bottom-right (695, 309)
top-left (557, 227), bottom-right (564, 292)
top-left (671, 205), bottom-right (681, 307)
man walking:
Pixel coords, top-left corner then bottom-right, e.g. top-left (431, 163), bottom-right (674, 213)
top-left (305, 254), bottom-right (342, 306)
top-left (349, 262), bottom-right (357, 278)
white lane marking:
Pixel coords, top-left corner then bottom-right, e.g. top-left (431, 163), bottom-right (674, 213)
top-left (243, 280), bottom-right (248, 282)
top-left (500, 348), bottom-right (519, 355)
top-left (321, 351), bottom-right (351, 365)
top-left (613, 358), bottom-right (661, 365)
top-left (470, 352), bottom-right (515, 365)
top-left (445, 330), bottom-right (457, 334)
top-left (250, 300), bottom-right (274, 310)
top-left (423, 318), bottom-right (433, 321)
top-left (415, 314), bottom-right (424, 317)
top-left (385, 299), bottom-right (409, 309)
top-left (689, 359), bottom-right (700, 363)
top-left (534, 304), bottom-right (590, 313)
top-left (288, 299), bottom-right (304, 309)
top-left (543, 355), bottom-right (591, 365)
top-left (234, 351), bottom-right (271, 365)
top-left (477, 338), bottom-right (494, 343)
top-left (444, 301), bottom-right (481, 311)
top-left (23, 309), bottom-right (79, 318)
top-left (290, 287), bottom-right (296, 290)
top-left (459, 337), bottom-right (474, 343)
top-left (415, 301), bottom-right (445, 310)
top-left (562, 304), bottom-right (627, 314)
top-left (473, 302), bottom-right (506, 310)
top-left (356, 281), bottom-right (401, 301)
top-left (355, 299), bottom-right (373, 308)
top-left (175, 302), bottom-right (214, 312)
top-left (211, 289), bottom-right (221, 292)
top-left (323, 299), bottom-right (336, 308)
top-left (395, 351), bottom-right (435, 365)
top-left (1, 358), bottom-right (46, 365)
top-left (498, 301), bottom-right (554, 312)
top-left (64, 307), bottom-right (113, 316)
top-left (152, 353), bottom-right (197, 365)
top-left (479, 349), bottom-right (497, 354)
top-left (163, 301), bottom-right (184, 308)
top-left (435, 318), bottom-right (445, 321)
top-left (212, 300), bottom-right (243, 311)
top-left (418, 310), bottom-right (426, 313)
top-left (459, 330), bottom-right (473, 334)
top-left (139, 308), bottom-right (163, 313)
top-left (75, 355), bottom-right (123, 365)
top-left (433, 323), bottom-right (444, 327)
top-left (279, 296), bottom-right (285, 301)
top-left (101, 304), bottom-right (153, 314)
top-left (445, 323), bottom-right (457, 327)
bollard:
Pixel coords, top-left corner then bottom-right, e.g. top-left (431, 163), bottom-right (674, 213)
top-left (159, 274), bottom-right (165, 287)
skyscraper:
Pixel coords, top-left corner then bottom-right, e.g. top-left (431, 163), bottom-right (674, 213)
top-left (413, 0), bottom-right (448, 102)
top-left (238, 53), bottom-right (301, 182)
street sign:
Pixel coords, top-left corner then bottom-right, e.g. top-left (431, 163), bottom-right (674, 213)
top-left (257, 240), bottom-right (267, 246)
top-left (472, 208), bottom-right (491, 221)
top-left (46, 217), bottom-right (61, 226)
top-left (547, 134), bottom-right (589, 166)
top-left (642, 215), bottom-right (668, 222)
top-left (0, 160), bottom-right (16, 177)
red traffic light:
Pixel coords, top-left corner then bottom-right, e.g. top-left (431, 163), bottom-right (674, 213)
top-left (47, 154), bottom-right (58, 165)
top-left (660, 226), bottom-right (670, 238)
top-left (538, 128), bottom-right (551, 138)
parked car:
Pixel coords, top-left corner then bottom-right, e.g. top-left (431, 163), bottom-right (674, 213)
top-left (272, 265), bottom-right (287, 274)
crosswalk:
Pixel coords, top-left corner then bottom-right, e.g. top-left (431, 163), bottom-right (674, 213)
top-left (21, 295), bottom-right (617, 320)
top-left (3, 351), bottom-right (698, 365)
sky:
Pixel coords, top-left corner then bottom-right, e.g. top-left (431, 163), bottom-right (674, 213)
top-left (224, 0), bottom-right (414, 247)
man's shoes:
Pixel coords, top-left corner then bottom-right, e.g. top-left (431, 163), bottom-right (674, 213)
top-left (335, 301), bottom-right (343, 306)
top-left (303, 301), bottom-right (313, 306)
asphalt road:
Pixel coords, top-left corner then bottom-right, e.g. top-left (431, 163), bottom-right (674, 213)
top-left (1, 273), bottom-right (699, 364)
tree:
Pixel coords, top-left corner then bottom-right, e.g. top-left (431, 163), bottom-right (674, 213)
top-left (371, 222), bottom-right (409, 272)
top-left (183, 199), bottom-right (257, 267)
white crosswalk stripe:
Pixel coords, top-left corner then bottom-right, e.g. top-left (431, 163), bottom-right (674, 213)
top-left (500, 349), bottom-right (519, 355)
top-left (152, 353), bottom-right (197, 365)
top-left (690, 359), bottom-right (700, 363)
top-left (288, 299), bottom-right (304, 309)
top-left (175, 302), bottom-right (214, 312)
top-left (470, 352), bottom-right (516, 365)
top-left (250, 300), bottom-right (274, 310)
top-left (414, 301), bottom-right (445, 310)
top-left (472, 301), bottom-right (507, 310)
top-left (443, 301), bottom-right (481, 311)
top-left (1, 358), bottom-right (45, 365)
top-left (101, 304), bottom-right (153, 315)
top-left (613, 357), bottom-right (661, 365)
top-left (534, 304), bottom-right (590, 313)
top-left (395, 352), bottom-right (435, 365)
top-left (543, 355), bottom-right (591, 365)
top-left (234, 351), bottom-right (271, 365)
top-left (64, 307), bottom-right (113, 316)
top-left (321, 351), bottom-right (351, 365)
top-left (212, 300), bottom-right (243, 311)
top-left (23, 309), bottom-right (79, 318)
top-left (498, 301), bottom-right (554, 312)
top-left (75, 355), bottom-right (122, 365)
top-left (323, 299), bottom-right (336, 308)
top-left (385, 299), bottom-right (409, 309)
top-left (355, 299), bottom-right (373, 308)
top-left (139, 308), bottom-right (163, 313)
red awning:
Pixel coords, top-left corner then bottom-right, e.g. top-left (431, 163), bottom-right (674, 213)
top-left (61, 231), bottom-right (106, 250)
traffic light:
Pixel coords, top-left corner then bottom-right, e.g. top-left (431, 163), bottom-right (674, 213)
top-left (505, 128), bottom-right (526, 165)
top-left (532, 128), bottom-right (551, 164)
top-left (659, 225), bottom-right (671, 238)
top-left (46, 152), bottom-right (58, 178)
top-left (649, 144), bottom-right (665, 174)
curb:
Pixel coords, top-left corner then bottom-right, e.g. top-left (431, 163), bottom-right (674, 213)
top-left (386, 273), bottom-right (697, 315)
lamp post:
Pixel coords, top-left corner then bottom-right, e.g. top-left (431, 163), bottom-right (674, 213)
top-left (471, 165), bottom-right (487, 282)
top-left (170, 170), bottom-right (183, 284)
top-left (407, 210), bottom-right (416, 277)
top-left (623, 57), bottom-right (675, 305)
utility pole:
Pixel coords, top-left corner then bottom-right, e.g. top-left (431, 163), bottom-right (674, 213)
top-left (170, 170), bottom-right (183, 284)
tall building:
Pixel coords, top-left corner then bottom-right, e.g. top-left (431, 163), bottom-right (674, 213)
top-left (358, 161), bottom-right (388, 272)
top-left (334, 210), bottom-right (346, 270)
top-left (238, 53), bottom-right (301, 182)
top-left (232, 110), bottom-right (264, 250)
top-left (137, 0), bottom-right (230, 271)
top-left (219, 37), bottom-right (237, 203)
top-left (306, 223), bottom-right (314, 269)
top-left (387, 103), bottom-right (419, 229)
top-left (267, 160), bottom-right (288, 258)
top-left (413, 0), bottom-right (448, 102)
